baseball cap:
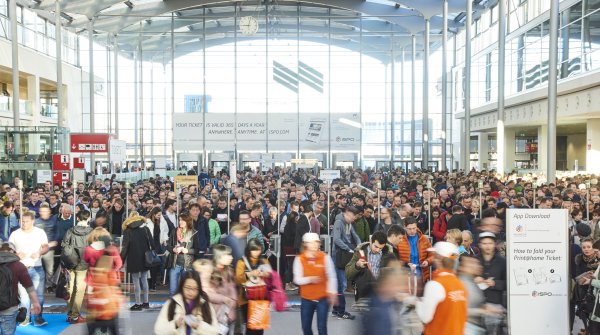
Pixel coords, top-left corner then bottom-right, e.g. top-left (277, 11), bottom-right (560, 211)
top-left (478, 232), bottom-right (497, 241)
top-left (302, 233), bottom-right (320, 243)
top-left (427, 242), bottom-right (459, 258)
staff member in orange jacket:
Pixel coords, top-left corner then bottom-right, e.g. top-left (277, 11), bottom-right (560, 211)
top-left (397, 216), bottom-right (433, 282)
top-left (293, 233), bottom-right (338, 335)
top-left (412, 241), bottom-right (468, 335)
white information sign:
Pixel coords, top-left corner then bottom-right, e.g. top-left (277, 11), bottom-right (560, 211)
top-left (507, 209), bottom-right (569, 335)
top-left (173, 112), bottom-right (360, 151)
top-left (229, 160), bottom-right (237, 184)
top-left (36, 170), bottom-right (52, 184)
top-left (109, 140), bottom-right (127, 163)
top-left (320, 169), bottom-right (340, 181)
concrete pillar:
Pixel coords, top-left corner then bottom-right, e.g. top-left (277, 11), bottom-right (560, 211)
top-left (504, 128), bottom-right (516, 174)
top-left (27, 75), bottom-right (40, 154)
top-left (478, 133), bottom-right (489, 171)
top-left (587, 119), bottom-right (600, 174)
top-left (538, 125), bottom-right (548, 172)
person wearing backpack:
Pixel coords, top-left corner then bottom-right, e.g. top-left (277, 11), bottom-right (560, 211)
top-left (0, 241), bottom-right (41, 335)
top-left (9, 211), bottom-right (49, 327)
top-left (61, 209), bottom-right (93, 324)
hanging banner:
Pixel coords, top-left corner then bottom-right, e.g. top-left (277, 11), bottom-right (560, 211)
top-left (173, 175), bottom-right (199, 191)
top-left (70, 133), bottom-right (110, 153)
top-left (36, 170), bottom-right (52, 184)
top-left (109, 139), bottom-right (127, 163)
top-left (229, 160), bottom-right (237, 184)
top-left (173, 113), bottom-right (360, 151)
top-left (506, 209), bottom-right (569, 335)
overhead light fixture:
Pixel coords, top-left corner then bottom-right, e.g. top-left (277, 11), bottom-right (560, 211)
top-left (339, 118), bottom-right (362, 129)
top-left (60, 12), bottom-right (73, 22)
top-left (124, 1), bottom-right (134, 9)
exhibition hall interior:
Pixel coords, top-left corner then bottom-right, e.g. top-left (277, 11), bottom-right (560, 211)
top-left (0, 0), bottom-right (598, 334)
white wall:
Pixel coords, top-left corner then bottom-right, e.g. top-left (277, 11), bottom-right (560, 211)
top-left (0, 38), bottom-right (83, 130)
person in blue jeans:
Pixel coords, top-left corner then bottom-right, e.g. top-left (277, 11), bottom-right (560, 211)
top-left (9, 210), bottom-right (49, 327)
top-left (166, 214), bottom-right (197, 295)
top-left (331, 207), bottom-right (360, 320)
top-left (294, 233), bottom-right (338, 335)
top-left (0, 241), bottom-right (41, 335)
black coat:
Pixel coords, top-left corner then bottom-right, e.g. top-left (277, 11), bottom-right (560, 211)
top-left (476, 252), bottom-right (507, 306)
top-left (447, 213), bottom-right (468, 231)
top-left (294, 214), bottom-right (311, 251)
top-left (120, 220), bottom-right (154, 273)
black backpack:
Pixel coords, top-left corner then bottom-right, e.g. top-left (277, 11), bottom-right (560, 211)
top-left (0, 263), bottom-right (16, 310)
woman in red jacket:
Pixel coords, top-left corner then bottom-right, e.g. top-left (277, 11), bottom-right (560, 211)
top-left (431, 209), bottom-right (448, 243)
top-left (83, 227), bottom-right (123, 283)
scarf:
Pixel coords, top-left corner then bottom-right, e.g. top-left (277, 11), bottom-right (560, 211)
top-left (582, 253), bottom-right (600, 271)
top-left (184, 299), bottom-right (197, 335)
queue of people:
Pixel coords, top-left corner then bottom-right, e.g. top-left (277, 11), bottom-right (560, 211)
top-left (0, 167), bottom-right (599, 335)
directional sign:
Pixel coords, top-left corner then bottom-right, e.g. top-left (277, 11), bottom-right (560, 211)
top-left (73, 157), bottom-right (85, 169)
top-left (52, 171), bottom-right (70, 187)
top-left (320, 169), bottom-right (340, 181)
top-left (52, 154), bottom-right (70, 170)
top-left (70, 133), bottom-right (110, 153)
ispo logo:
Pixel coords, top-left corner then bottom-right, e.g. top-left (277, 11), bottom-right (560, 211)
top-left (531, 291), bottom-right (552, 297)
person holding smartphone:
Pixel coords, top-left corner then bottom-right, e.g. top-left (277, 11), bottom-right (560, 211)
top-left (154, 271), bottom-right (219, 335)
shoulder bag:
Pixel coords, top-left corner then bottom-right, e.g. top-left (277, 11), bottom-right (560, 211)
top-left (242, 257), bottom-right (268, 300)
top-left (143, 228), bottom-right (161, 268)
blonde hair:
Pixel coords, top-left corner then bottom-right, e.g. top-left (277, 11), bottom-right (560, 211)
top-left (445, 229), bottom-right (463, 246)
top-left (88, 227), bottom-right (111, 244)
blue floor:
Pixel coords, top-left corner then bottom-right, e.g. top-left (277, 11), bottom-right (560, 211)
top-left (15, 313), bottom-right (71, 335)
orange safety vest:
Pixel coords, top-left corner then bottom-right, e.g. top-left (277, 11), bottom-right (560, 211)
top-left (424, 269), bottom-right (468, 335)
top-left (298, 251), bottom-right (328, 301)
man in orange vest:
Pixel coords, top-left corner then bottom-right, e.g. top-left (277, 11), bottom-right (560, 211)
top-left (411, 241), bottom-right (468, 335)
top-left (293, 233), bottom-right (338, 335)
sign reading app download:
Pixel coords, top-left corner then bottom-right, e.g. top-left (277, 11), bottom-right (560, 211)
top-left (507, 209), bottom-right (569, 335)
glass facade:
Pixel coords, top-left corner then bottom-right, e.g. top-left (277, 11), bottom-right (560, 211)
top-left (454, 0), bottom-right (600, 113)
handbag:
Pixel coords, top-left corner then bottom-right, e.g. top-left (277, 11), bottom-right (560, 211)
top-left (335, 232), bottom-right (356, 269)
top-left (247, 300), bottom-right (271, 330)
top-left (143, 228), bottom-right (161, 268)
top-left (266, 270), bottom-right (288, 312)
top-left (242, 257), bottom-right (268, 300)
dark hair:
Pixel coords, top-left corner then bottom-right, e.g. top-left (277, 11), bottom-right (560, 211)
top-left (300, 200), bottom-right (313, 213)
top-left (77, 209), bottom-right (91, 222)
top-left (164, 199), bottom-right (176, 209)
top-left (387, 224), bottom-right (405, 237)
top-left (2, 201), bottom-right (13, 209)
top-left (147, 207), bottom-right (162, 224)
top-left (371, 231), bottom-right (388, 245)
top-left (404, 216), bottom-right (417, 226)
top-left (238, 210), bottom-right (251, 219)
top-left (94, 212), bottom-right (107, 221)
top-left (244, 238), bottom-right (264, 260)
top-left (189, 203), bottom-right (201, 210)
top-left (451, 205), bottom-right (463, 214)
top-left (167, 271), bottom-right (212, 324)
top-left (345, 206), bottom-right (360, 215)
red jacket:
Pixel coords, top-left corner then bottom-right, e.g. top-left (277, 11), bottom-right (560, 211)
top-left (397, 230), bottom-right (433, 282)
top-left (432, 212), bottom-right (449, 242)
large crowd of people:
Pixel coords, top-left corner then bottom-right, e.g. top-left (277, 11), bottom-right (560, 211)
top-left (0, 167), bottom-right (599, 335)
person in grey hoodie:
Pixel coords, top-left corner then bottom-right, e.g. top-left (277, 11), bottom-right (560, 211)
top-left (331, 206), bottom-right (361, 320)
top-left (61, 210), bottom-right (93, 323)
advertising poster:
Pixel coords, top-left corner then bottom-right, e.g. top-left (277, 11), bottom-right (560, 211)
top-left (506, 209), bottom-right (569, 335)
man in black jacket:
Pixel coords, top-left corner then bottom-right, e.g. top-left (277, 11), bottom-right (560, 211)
top-left (294, 200), bottom-right (313, 252)
top-left (475, 232), bottom-right (506, 308)
top-left (446, 205), bottom-right (469, 231)
top-left (189, 203), bottom-right (210, 258)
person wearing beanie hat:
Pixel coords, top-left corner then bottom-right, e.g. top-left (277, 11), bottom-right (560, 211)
top-left (408, 241), bottom-right (467, 335)
top-left (293, 233), bottom-right (338, 335)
